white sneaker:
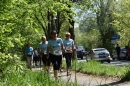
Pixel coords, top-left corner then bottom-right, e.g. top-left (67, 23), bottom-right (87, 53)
top-left (60, 69), bottom-right (63, 72)
top-left (58, 73), bottom-right (61, 77)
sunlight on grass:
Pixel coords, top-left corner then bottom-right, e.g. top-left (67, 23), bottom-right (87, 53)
top-left (0, 69), bottom-right (78, 86)
top-left (63, 60), bottom-right (130, 79)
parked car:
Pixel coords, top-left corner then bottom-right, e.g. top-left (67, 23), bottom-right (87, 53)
top-left (112, 47), bottom-right (127, 60)
top-left (87, 48), bottom-right (111, 63)
top-left (76, 46), bottom-right (88, 59)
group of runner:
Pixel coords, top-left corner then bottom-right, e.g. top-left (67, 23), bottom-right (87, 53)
top-left (25, 30), bottom-right (75, 79)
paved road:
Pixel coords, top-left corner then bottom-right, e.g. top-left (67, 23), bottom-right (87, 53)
top-left (77, 57), bottom-right (130, 67)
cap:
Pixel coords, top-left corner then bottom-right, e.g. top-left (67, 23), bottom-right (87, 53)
top-left (51, 30), bottom-right (57, 34)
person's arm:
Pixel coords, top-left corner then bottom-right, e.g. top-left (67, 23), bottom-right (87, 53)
top-left (61, 44), bottom-right (65, 54)
top-left (46, 46), bottom-right (50, 58)
top-left (47, 41), bottom-right (51, 58)
top-left (61, 39), bottom-right (65, 54)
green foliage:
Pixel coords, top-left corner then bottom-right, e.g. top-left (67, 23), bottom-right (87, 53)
top-left (113, 0), bottom-right (130, 46)
top-left (121, 68), bottom-right (130, 81)
top-left (75, 28), bottom-right (100, 50)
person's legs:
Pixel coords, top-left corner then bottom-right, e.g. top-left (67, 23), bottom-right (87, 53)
top-left (59, 56), bottom-right (63, 72)
top-left (65, 53), bottom-right (72, 75)
top-left (39, 55), bottom-right (42, 67)
top-left (34, 56), bottom-right (38, 66)
top-left (49, 54), bottom-right (58, 78)
top-left (27, 56), bottom-right (32, 70)
top-left (32, 56), bottom-right (35, 66)
top-left (46, 57), bottom-right (51, 74)
top-left (57, 55), bottom-right (62, 70)
top-left (42, 54), bottom-right (51, 74)
top-left (117, 52), bottom-right (120, 60)
top-left (42, 54), bottom-right (47, 70)
top-left (26, 56), bottom-right (29, 68)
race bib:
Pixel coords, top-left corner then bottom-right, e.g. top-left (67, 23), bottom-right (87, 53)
top-left (28, 52), bottom-right (32, 55)
top-left (66, 46), bottom-right (71, 50)
top-left (53, 50), bottom-right (61, 55)
top-left (44, 50), bottom-right (47, 55)
top-left (66, 46), bottom-right (72, 53)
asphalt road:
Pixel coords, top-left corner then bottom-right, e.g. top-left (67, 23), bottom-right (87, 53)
top-left (77, 56), bottom-right (130, 67)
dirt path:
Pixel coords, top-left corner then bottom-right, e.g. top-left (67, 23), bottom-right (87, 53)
top-left (60, 71), bottom-right (130, 86)
top-left (32, 67), bottom-right (130, 86)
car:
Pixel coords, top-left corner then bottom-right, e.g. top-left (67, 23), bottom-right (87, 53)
top-left (112, 47), bottom-right (127, 60)
top-left (87, 48), bottom-right (111, 63)
top-left (76, 46), bottom-right (88, 59)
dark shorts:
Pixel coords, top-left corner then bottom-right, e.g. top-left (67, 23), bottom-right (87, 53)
top-left (64, 53), bottom-right (72, 67)
top-left (33, 56), bottom-right (38, 61)
top-left (41, 53), bottom-right (50, 66)
top-left (49, 53), bottom-right (62, 70)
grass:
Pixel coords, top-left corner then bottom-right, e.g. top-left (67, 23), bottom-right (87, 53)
top-left (62, 59), bottom-right (130, 80)
top-left (0, 69), bottom-right (79, 86)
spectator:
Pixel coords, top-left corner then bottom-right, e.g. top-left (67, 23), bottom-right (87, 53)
top-left (25, 43), bottom-right (33, 70)
top-left (47, 30), bottom-right (65, 79)
top-left (116, 44), bottom-right (121, 60)
top-left (33, 48), bottom-right (39, 67)
top-left (38, 36), bottom-right (50, 73)
top-left (63, 32), bottom-right (75, 76)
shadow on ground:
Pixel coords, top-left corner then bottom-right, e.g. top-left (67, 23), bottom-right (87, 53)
top-left (98, 80), bottom-right (126, 86)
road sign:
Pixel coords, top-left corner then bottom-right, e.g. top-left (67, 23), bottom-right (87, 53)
top-left (112, 35), bottom-right (120, 40)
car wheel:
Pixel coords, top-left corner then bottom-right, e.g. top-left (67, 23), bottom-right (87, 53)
top-left (107, 60), bottom-right (110, 63)
top-left (127, 56), bottom-right (129, 61)
top-left (101, 60), bottom-right (104, 63)
top-left (112, 58), bottom-right (115, 60)
top-left (81, 56), bottom-right (83, 59)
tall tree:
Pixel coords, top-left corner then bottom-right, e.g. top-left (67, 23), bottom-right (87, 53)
top-left (113, 0), bottom-right (130, 46)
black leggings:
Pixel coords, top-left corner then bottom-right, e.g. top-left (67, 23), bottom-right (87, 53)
top-left (64, 53), bottom-right (72, 68)
top-left (42, 54), bottom-right (50, 66)
top-left (49, 53), bottom-right (62, 70)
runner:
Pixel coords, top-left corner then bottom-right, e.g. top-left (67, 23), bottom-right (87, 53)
top-left (38, 36), bottom-right (50, 73)
top-left (25, 43), bottom-right (33, 70)
top-left (47, 30), bottom-right (65, 79)
top-left (33, 48), bottom-right (39, 67)
top-left (63, 32), bottom-right (75, 76)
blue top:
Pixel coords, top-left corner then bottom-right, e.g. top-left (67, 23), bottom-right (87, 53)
top-left (63, 39), bottom-right (74, 53)
top-left (25, 47), bottom-right (33, 56)
top-left (39, 41), bottom-right (48, 54)
top-left (48, 38), bottom-right (63, 55)
top-left (33, 49), bottom-right (39, 56)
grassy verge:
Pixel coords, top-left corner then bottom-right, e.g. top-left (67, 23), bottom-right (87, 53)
top-left (62, 60), bottom-right (130, 81)
top-left (0, 69), bottom-right (78, 86)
